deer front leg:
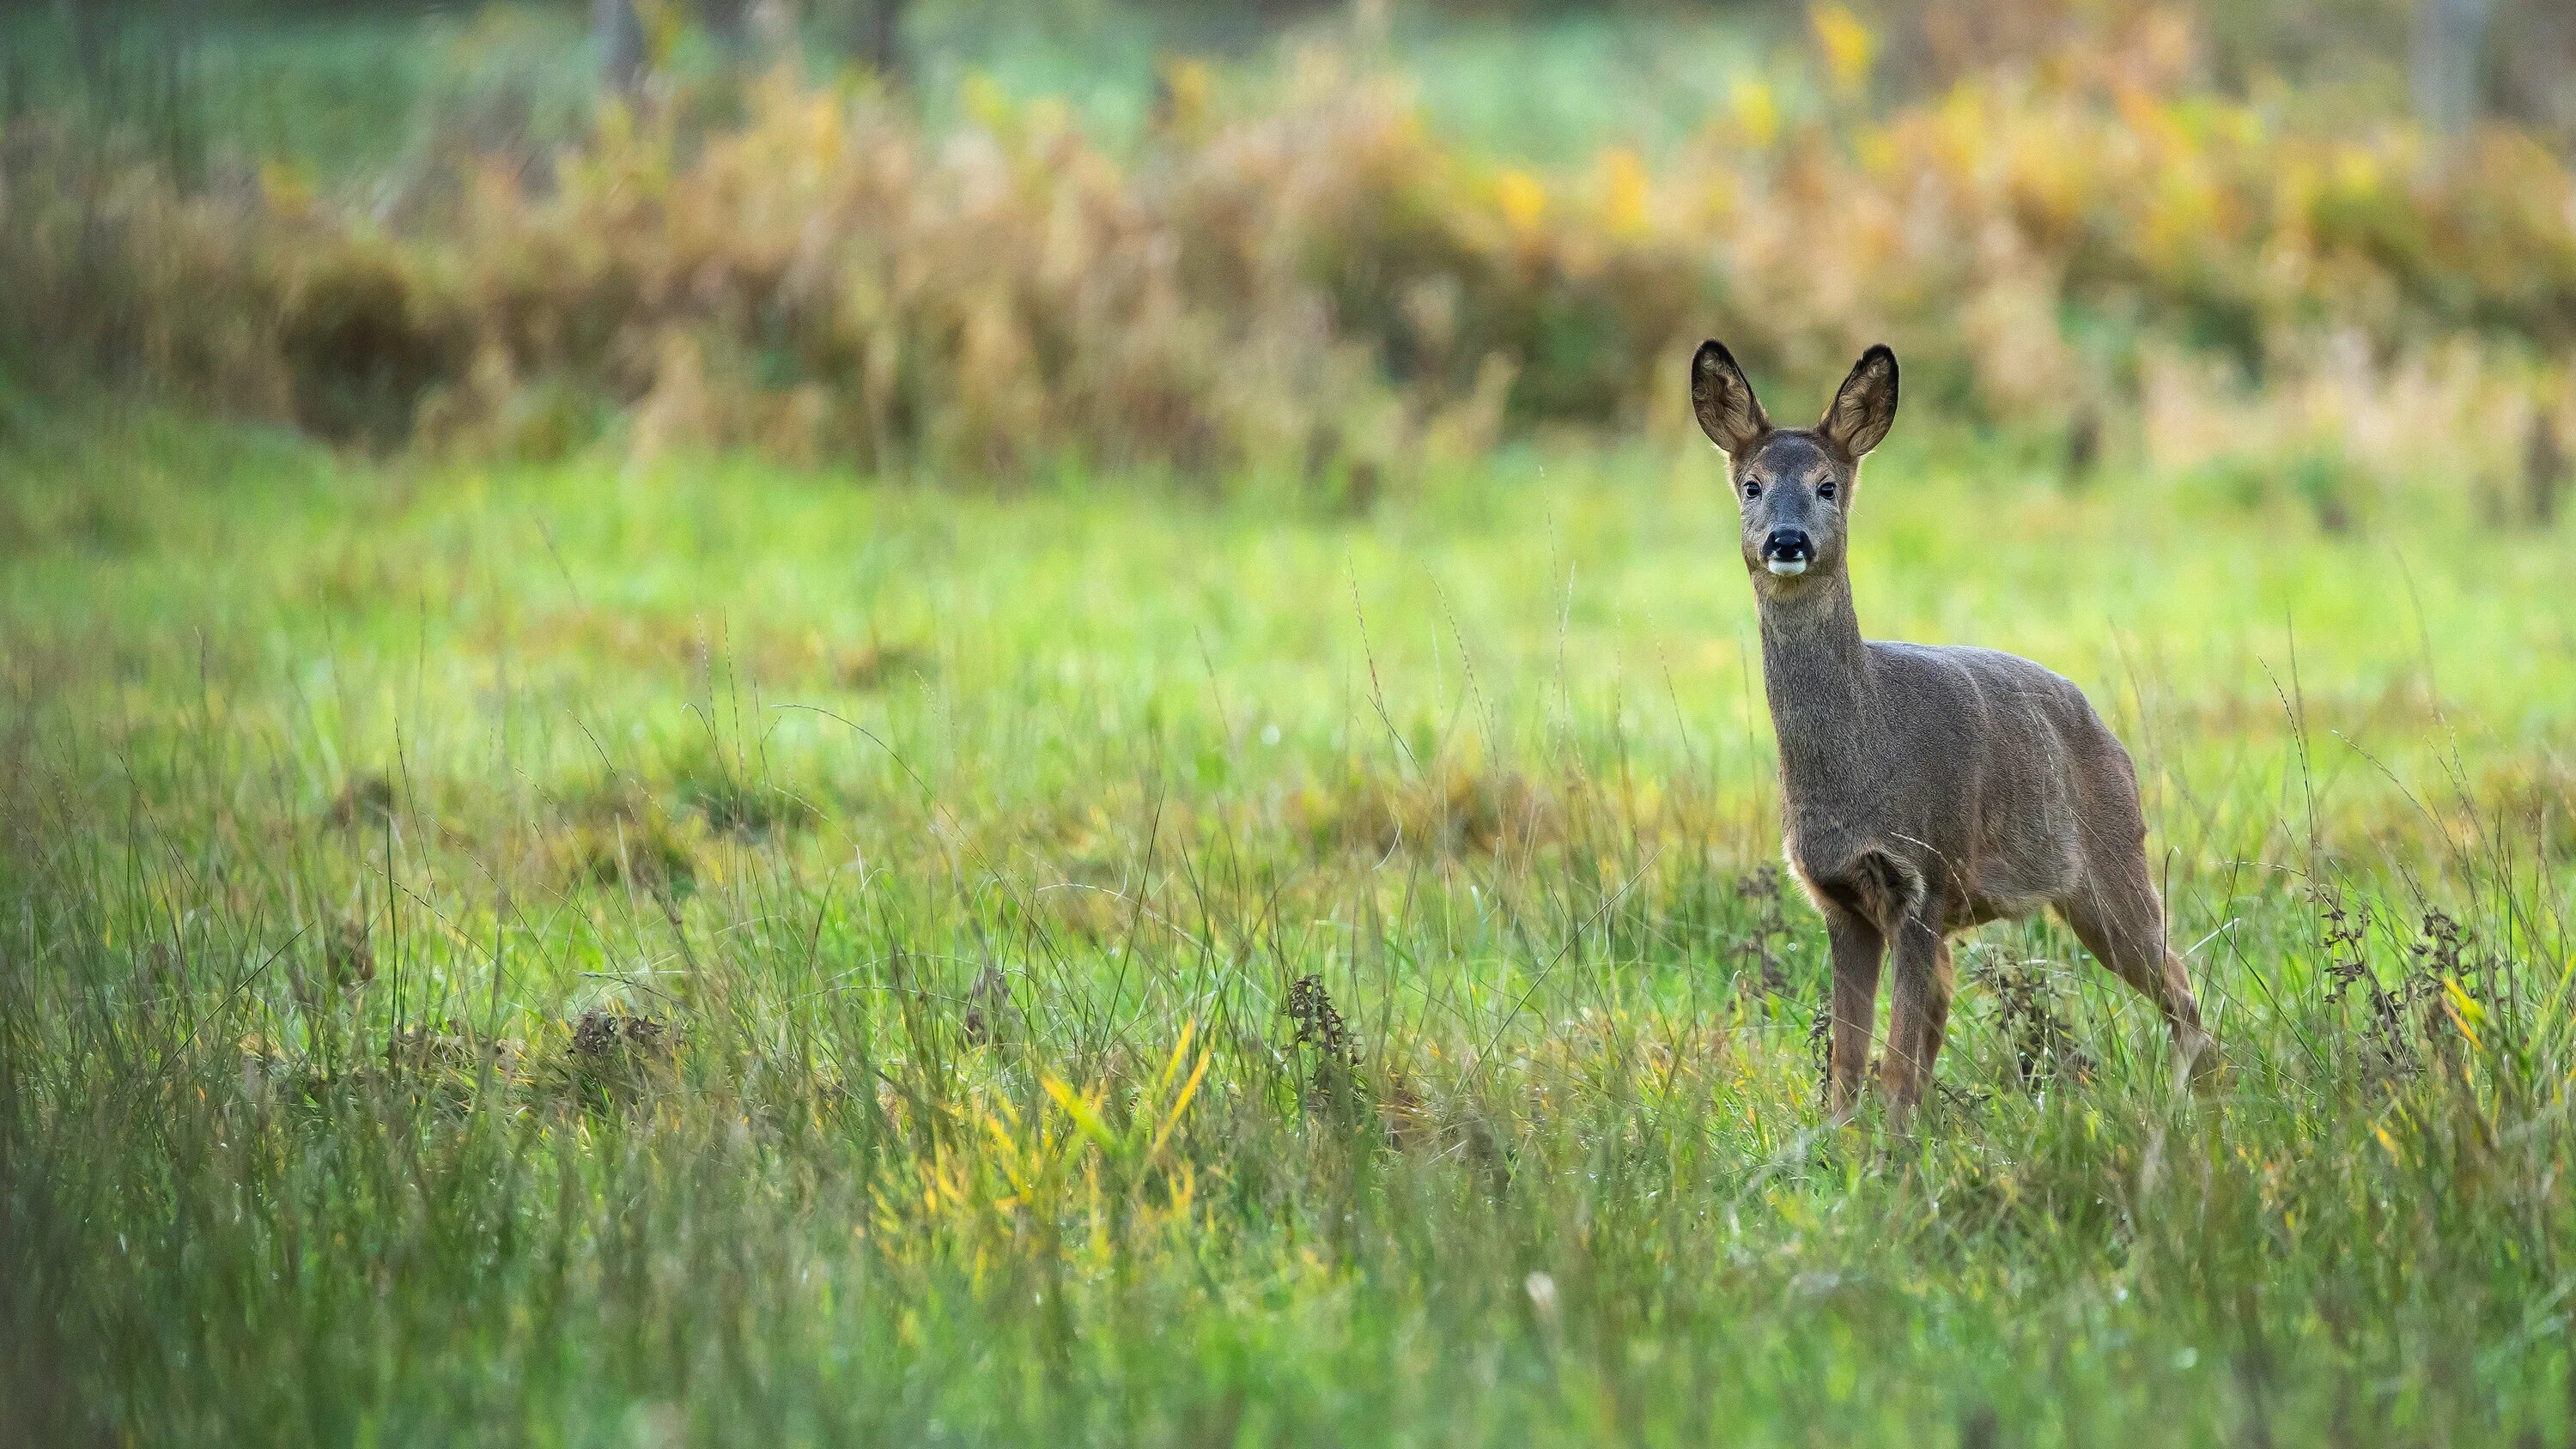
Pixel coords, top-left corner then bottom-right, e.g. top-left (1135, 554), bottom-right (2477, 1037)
top-left (1824, 909), bottom-right (1884, 1119)
top-left (1880, 912), bottom-right (1954, 1130)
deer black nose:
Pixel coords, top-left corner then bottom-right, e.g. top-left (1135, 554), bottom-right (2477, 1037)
top-left (1763, 529), bottom-right (1813, 562)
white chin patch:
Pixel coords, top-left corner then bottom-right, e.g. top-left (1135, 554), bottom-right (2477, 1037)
top-left (1765, 558), bottom-right (1809, 577)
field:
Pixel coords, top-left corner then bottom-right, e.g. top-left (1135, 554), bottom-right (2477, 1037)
top-left (3, 389), bottom-right (2572, 1445)
top-left (7, 0), bottom-right (2576, 1444)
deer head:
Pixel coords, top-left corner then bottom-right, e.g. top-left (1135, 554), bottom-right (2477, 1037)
top-left (1691, 342), bottom-right (1899, 595)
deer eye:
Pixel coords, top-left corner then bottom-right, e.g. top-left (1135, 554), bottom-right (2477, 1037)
top-left (1741, 481), bottom-right (1762, 500)
top-left (1816, 482), bottom-right (1837, 501)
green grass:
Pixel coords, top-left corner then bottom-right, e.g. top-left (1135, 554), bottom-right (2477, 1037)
top-left (3, 401), bottom-right (2573, 1446)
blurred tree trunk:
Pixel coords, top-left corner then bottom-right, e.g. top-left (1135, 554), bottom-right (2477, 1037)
top-left (597, 0), bottom-right (647, 96)
top-left (2489, 0), bottom-right (2576, 144)
top-left (813, 0), bottom-right (909, 79)
top-left (862, 0), bottom-right (911, 80)
top-left (2412, 0), bottom-right (2494, 136)
top-left (702, 0), bottom-right (751, 48)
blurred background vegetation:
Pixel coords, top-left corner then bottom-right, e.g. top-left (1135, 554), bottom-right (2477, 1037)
top-left (3, 0), bottom-right (2572, 510)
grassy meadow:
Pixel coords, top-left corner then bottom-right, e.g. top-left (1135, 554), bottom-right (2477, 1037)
top-left (7, 1), bottom-right (2576, 1444)
top-left (4, 392), bottom-right (2573, 1445)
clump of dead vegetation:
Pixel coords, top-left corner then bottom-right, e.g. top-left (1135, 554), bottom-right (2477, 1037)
top-left (1288, 761), bottom-right (1558, 860)
top-left (1728, 864), bottom-right (1796, 1001)
top-left (550, 781), bottom-right (706, 892)
top-left (2318, 892), bottom-right (2527, 1085)
top-left (1285, 971), bottom-right (1361, 1106)
top-left (1970, 948), bottom-right (2098, 1091)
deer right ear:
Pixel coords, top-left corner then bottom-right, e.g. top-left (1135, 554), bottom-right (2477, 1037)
top-left (1691, 341), bottom-right (1770, 456)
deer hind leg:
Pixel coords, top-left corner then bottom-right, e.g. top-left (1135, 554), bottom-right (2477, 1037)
top-left (1823, 908), bottom-right (1884, 1119)
top-left (1880, 910), bottom-right (1955, 1130)
top-left (2061, 854), bottom-right (2217, 1084)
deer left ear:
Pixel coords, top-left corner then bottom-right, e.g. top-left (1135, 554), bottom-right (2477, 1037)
top-left (1819, 345), bottom-right (1899, 459)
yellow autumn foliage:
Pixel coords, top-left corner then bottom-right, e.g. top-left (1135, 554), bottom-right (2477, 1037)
top-left (5, 13), bottom-right (2572, 478)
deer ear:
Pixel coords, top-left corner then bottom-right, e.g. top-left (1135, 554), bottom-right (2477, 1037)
top-left (1691, 341), bottom-right (1770, 455)
top-left (1819, 344), bottom-right (1899, 458)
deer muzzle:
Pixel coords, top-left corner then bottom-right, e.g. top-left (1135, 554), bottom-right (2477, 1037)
top-left (1762, 529), bottom-right (1814, 576)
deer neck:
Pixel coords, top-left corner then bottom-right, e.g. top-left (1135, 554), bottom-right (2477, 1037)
top-left (1755, 574), bottom-right (1874, 801)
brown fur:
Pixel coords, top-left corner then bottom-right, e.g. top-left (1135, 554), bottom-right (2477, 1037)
top-left (1692, 342), bottom-right (2216, 1125)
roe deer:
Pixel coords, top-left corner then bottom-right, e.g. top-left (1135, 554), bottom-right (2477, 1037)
top-left (1690, 340), bottom-right (2216, 1126)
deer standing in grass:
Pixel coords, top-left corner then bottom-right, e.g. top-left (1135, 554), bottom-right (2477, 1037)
top-left (1691, 341), bottom-right (2215, 1126)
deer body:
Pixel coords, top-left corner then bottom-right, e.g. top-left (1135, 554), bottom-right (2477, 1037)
top-left (1693, 343), bottom-right (2214, 1124)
